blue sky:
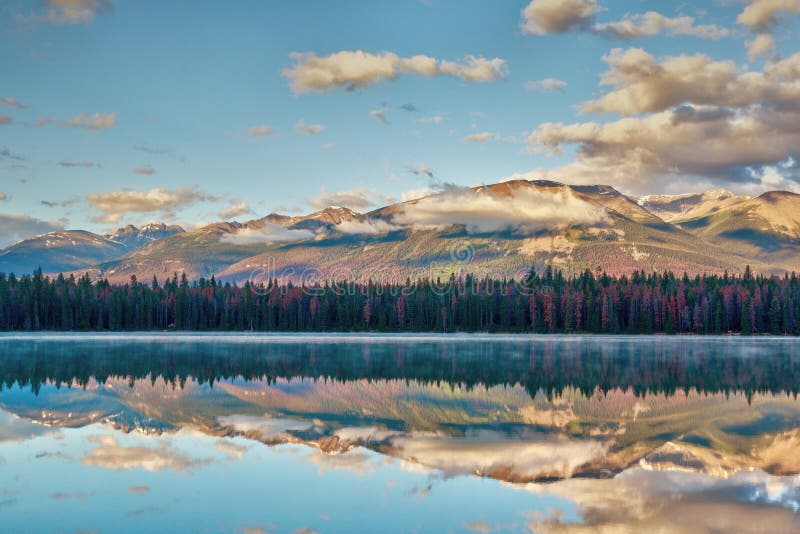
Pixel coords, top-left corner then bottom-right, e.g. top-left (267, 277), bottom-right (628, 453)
top-left (1, 0), bottom-right (799, 239)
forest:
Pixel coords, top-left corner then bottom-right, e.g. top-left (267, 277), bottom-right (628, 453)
top-left (3, 337), bottom-right (799, 399)
top-left (0, 265), bottom-right (799, 334)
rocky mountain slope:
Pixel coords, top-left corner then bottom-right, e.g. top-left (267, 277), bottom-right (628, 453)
top-left (107, 222), bottom-right (184, 248)
top-left (0, 223), bottom-right (183, 276)
top-left (673, 191), bottom-right (800, 271)
top-left (635, 190), bottom-right (751, 222)
top-left (1, 181), bottom-right (796, 281)
top-left (0, 230), bottom-right (128, 275)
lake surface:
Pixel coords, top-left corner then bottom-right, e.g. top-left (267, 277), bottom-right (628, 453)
top-left (1, 334), bottom-right (800, 533)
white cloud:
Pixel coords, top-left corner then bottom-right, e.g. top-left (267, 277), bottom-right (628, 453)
top-left (245, 124), bottom-right (274, 136)
top-left (392, 185), bottom-right (609, 233)
top-left (525, 106), bottom-right (800, 192)
top-left (219, 201), bottom-right (251, 220)
top-left (581, 48), bottom-right (800, 115)
top-left (400, 188), bottom-right (435, 202)
top-left (82, 435), bottom-right (208, 472)
top-left (66, 112), bottom-right (116, 130)
top-left (0, 192), bottom-right (6, 201)
top-left (44, 0), bottom-right (113, 25)
top-left (392, 429), bottom-right (607, 480)
top-left (521, 1), bottom-right (730, 40)
top-left (283, 50), bottom-right (505, 93)
top-left (133, 166), bottom-right (156, 175)
top-left (524, 78), bottom-right (568, 92)
top-left (737, 1), bottom-right (800, 62)
top-left (463, 132), bottom-right (517, 144)
top-left (737, 0), bottom-right (800, 30)
top-left (294, 119), bottom-right (325, 136)
top-left (370, 105), bottom-right (388, 124)
top-left (58, 160), bottom-right (97, 168)
top-left (596, 12), bottom-right (730, 40)
top-left (742, 162), bottom-right (800, 194)
top-left (1, 97), bottom-right (26, 109)
top-left (309, 188), bottom-right (385, 210)
top-left (36, 112), bottom-right (116, 131)
top-left (87, 187), bottom-right (215, 224)
top-left (521, 0), bottom-right (599, 35)
top-left (528, 468), bottom-right (800, 533)
top-left (747, 32), bottom-right (776, 60)
top-left (463, 132), bottom-right (496, 143)
top-left (214, 439), bottom-right (248, 460)
top-left (522, 48), bottom-right (800, 191)
top-left (417, 115), bottom-right (445, 125)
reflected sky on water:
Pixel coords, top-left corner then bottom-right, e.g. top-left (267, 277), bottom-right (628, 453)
top-left (1, 334), bottom-right (800, 533)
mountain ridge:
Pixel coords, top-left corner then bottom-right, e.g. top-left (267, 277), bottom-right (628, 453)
top-left (1, 181), bottom-right (796, 282)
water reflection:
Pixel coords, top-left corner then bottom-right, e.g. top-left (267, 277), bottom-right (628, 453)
top-left (0, 334), bottom-right (799, 532)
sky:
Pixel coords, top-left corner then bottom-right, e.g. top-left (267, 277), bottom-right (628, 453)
top-left (1, 0), bottom-right (799, 241)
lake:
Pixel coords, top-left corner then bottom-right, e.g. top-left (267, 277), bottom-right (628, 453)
top-left (1, 334), bottom-right (800, 533)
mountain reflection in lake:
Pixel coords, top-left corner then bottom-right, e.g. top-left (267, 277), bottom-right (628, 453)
top-left (1, 334), bottom-right (799, 533)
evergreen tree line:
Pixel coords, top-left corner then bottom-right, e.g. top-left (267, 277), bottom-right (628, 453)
top-left (1, 265), bottom-right (799, 334)
top-left (3, 338), bottom-right (798, 399)
top-left (0, 338), bottom-right (800, 398)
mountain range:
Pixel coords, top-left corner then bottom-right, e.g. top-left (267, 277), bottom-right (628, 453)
top-left (2, 180), bottom-right (799, 283)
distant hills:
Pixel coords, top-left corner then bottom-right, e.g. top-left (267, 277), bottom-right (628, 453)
top-left (2, 180), bottom-right (799, 282)
top-left (0, 223), bottom-right (184, 276)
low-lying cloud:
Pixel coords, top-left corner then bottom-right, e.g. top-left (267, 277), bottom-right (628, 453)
top-left (335, 219), bottom-right (401, 235)
top-left (220, 224), bottom-right (315, 245)
top-left (392, 185), bottom-right (609, 234)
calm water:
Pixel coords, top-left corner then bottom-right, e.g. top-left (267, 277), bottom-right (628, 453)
top-left (1, 334), bottom-right (800, 533)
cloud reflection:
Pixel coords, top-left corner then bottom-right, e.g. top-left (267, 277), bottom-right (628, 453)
top-left (82, 435), bottom-right (209, 472)
top-left (527, 468), bottom-right (800, 532)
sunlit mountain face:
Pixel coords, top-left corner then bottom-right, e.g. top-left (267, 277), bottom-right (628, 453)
top-left (6, 182), bottom-right (800, 283)
top-left (1, 334), bottom-right (800, 532)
